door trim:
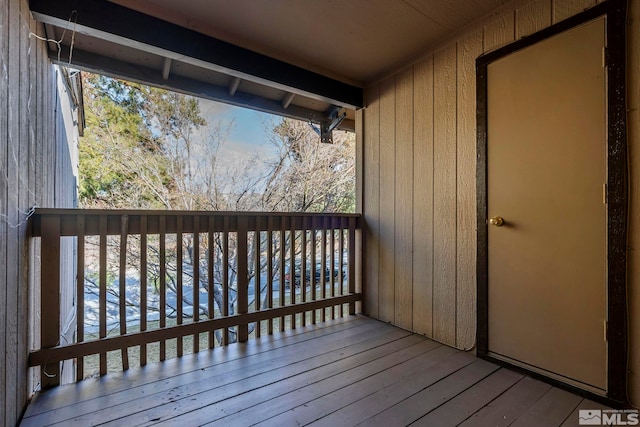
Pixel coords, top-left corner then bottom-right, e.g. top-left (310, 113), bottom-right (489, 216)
top-left (476, 0), bottom-right (628, 405)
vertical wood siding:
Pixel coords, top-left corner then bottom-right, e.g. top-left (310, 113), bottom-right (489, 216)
top-left (1, 0), bottom-right (78, 424)
top-left (411, 58), bottom-right (434, 337)
top-left (362, 0), bottom-right (612, 353)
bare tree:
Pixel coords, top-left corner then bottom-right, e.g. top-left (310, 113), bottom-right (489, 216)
top-left (79, 73), bottom-right (355, 352)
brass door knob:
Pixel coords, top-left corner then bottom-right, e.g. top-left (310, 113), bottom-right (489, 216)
top-left (488, 216), bottom-right (504, 227)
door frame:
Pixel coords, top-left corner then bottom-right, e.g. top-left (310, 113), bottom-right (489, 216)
top-left (476, 0), bottom-right (628, 405)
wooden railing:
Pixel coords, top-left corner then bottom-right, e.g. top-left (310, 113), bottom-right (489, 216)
top-left (29, 209), bottom-right (362, 389)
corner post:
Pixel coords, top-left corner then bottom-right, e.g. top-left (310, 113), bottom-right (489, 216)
top-left (40, 214), bottom-right (61, 389)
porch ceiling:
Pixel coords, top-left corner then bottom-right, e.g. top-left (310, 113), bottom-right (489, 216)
top-left (30, 0), bottom-right (505, 129)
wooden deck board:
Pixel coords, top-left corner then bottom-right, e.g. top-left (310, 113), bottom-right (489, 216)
top-left (98, 324), bottom-right (412, 426)
top-left (510, 387), bottom-right (584, 427)
top-left (189, 336), bottom-right (434, 425)
top-left (20, 316), bottom-right (611, 427)
top-left (23, 315), bottom-right (369, 418)
top-left (409, 368), bottom-right (524, 426)
top-left (459, 375), bottom-right (552, 426)
top-left (339, 358), bottom-right (497, 427)
top-left (27, 319), bottom-right (389, 426)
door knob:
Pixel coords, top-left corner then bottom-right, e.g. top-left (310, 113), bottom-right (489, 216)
top-left (488, 216), bottom-right (504, 227)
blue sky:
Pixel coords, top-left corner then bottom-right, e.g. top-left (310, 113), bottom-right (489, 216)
top-left (198, 98), bottom-right (280, 158)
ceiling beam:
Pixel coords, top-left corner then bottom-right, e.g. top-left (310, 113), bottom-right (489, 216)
top-left (29, 0), bottom-right (363, 109)
top-left (54, 47), bottom-right (355, 131)
top-left (282, 92), bottom-right (295, 109)
top-left (161, 57), bottom-right (172, 80)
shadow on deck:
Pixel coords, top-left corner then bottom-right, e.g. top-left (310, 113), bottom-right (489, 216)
top-left (21, 315), bottom-right (609, 426)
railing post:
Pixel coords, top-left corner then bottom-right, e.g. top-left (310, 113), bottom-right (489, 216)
top-left (348, 217), bottom-right (357, 315)
top-left (237, 216), bottom-right (249, 342)
top-left (40, 214), bottom-right (61, 389)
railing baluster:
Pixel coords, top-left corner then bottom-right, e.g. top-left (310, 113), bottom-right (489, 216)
top-left (159, 215), bottom-right (166, 361)
top-left (140, 215), bottom-right (148, 366)
top-left (176, 216), bottom-right (183, 357)
top-left (193, 215), bottom-right (200, 353)
top-left (339, 218), bottom-right (345, 318)
top-left (254, 217), bottom-right (261, 338)
top-left (99, 215), bottom-right (107, 376)
top-left (76, 215), bottom-right (85, 381)
top-left (207, 216), bottom-right (215, 348)
top-left (348, 217), bottom-right (356, 315)
top-left (267, 216), bottom-right (274, 334)
top-left (119, 215), bottom-right (129, 370)
top-left (237, 216), bottom-right (249, 342)
top-left (279, 218), bottom-right (286, 332)
top-left (289, 216), bottom-right (296, 329)
top-left (330, 218), bottom-right (336, 320)
top-left (222, 216), bottom-right (229, 344)
top-left (321, 217), bottom-right (327, 322)
top-left (310, 217), bottom-right (317, 325)
top-left (301, 217), bottom-right (308, 327)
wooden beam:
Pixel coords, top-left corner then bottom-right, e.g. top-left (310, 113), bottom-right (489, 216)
top-left (40, 215), bottom-right (61, 388)
top-left (229, 77), bottom-right (240, 96)
top-left (161, 57), bottom-right (171, 80)
top-left (31, 209), bottom-right (362, 237)
top-left (282, 92), bottom-right (295, 109)
top-left (29, 0), bottom-right (363, 109)
top-left (50, 47), bottom-right (356, 131)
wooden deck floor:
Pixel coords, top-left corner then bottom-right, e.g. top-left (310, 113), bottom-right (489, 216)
top-left (21, 315), bottom-right (609, 426)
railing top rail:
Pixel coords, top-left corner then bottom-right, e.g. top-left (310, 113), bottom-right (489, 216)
top-left (31, 208), bottom-right (361, 237)
top-left (33, 208), bottom-right (361, 218)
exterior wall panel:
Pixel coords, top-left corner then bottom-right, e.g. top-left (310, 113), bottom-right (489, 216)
top-left (0, 0), bottom-right (78, 424)
top-left (362, 0), bottom-right (640, 403)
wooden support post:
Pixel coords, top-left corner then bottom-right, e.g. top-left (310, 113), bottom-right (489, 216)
top-left (40, 215), bottom-right (61, 389)
top-left (237, 216), bottom-right (249, 342)
top-left (76, 215), bottom-right (85, 381)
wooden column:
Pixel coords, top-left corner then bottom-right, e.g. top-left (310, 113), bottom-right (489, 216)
top-left (40, 215), bottom-right (61, 389)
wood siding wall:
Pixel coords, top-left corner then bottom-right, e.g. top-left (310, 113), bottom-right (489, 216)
top-left (362, 0), bottom-right (640, 402)
top-left (1, 0), bottom-right (79, 424)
